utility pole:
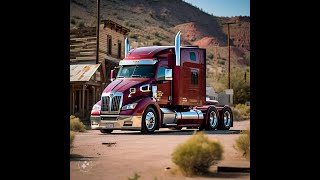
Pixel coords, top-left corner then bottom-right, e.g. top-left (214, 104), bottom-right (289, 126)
top-left (223, 22), bottom-right (236, 89)
top-left (96, 0), bottom-right (100, 64)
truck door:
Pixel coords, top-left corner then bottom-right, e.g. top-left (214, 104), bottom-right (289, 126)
top-left (155, 65), bottom-right (171, 105)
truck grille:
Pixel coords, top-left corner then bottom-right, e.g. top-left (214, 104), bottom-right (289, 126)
top-left (101, 93), bottom-right (123, 113)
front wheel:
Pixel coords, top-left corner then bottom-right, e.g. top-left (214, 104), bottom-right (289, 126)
top-left (141, 106), bottom-right (158, 134)
top-left (217, 107), bottom-right (233, 130)
top-left (100, 129), bottom-right (113, 134)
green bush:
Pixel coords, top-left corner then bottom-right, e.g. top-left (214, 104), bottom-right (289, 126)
top-left (220, 68), bottom-right (250, 104)
top-left (171, 131), bottom-right (223, 176)
top-left (70, 131), bottom-right (75, 150)
top-left (70, 19), bottom-right (76, 24)
top-left (208, 53), bottom-right (214, 59)
top-left (129, 34), bottom-right (138, 39)
top-left (78, 22), bottom-right (85, 28)
top-left (235, 104), bottom-right (250, 119)
top-left (152, 39), bottom-right (161, 46)
top-left (232, 108), bottom-right (243, 121)
top-left (154, 32), bottom-right (159, 37)
top-left (235, 129), bottom-right (250, 160)
top-left (128, 172), bottom-right (140, 180)
top-left (70, 115), bottom-right (85, 132)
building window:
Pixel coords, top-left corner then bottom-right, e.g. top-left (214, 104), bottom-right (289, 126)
top-left (190, 52), bottom-right (196, 61)
top-left (191, 71), bottom-right (198, 85)
top-left (107, 35), bottom-right (112, 55)
top-left (118, 40), bottom-right (121, 58)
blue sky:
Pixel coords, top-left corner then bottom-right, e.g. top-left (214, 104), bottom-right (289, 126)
top-left (183, 0), bottom-right (250, 17)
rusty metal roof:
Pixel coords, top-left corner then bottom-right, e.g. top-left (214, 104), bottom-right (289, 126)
top-left (70, 64), bottom-right (100, 82)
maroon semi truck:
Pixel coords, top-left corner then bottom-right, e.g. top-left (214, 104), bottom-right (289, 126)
top-left (90, 32), bottom-right (233, 134)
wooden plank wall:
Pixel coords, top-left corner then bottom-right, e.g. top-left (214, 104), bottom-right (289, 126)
top-left (70, 27), bottom-right (97, 62)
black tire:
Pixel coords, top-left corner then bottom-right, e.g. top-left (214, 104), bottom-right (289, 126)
top-left (217, 106), bottom-right (233, 130)
top-left (100, 129), bottom-right (113, 134)
top-left (205, 107), bottom-right (219, 130)
top-left (141, 106), bottom-right (158, 134)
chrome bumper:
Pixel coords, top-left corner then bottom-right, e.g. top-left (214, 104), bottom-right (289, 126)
top-left (90, 115), bottom-right (142, 130)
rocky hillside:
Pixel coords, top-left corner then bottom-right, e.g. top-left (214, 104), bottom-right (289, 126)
top-left (70, 0), bottom-right (250, 91)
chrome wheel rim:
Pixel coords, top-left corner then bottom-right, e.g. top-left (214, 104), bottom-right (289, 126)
top-left (224, 111), bottom-right (231, 127)
top-left (209, 111), bottom-right (218, 128)
top-left (145, 112), bottom-right (156, 130)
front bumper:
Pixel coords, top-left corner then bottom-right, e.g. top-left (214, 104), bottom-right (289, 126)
top-left (90, 114), bottom-right (142, 130)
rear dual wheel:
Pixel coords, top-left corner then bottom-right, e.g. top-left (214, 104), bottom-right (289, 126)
top-left (205, 108), bottom-right (219, 130)
top-left (217, 107), bottom-right (233, 130)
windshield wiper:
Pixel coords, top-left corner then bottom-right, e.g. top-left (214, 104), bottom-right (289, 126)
top-left (131, 75), bottom-right (141, 77)
top-left (117, 76), bottom-right (124, 78)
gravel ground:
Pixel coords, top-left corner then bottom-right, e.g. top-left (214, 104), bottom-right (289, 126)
top-left (70, 120), bottom-right (250, 180)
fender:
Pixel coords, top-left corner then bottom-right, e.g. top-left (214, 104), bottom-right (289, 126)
top-left (131, 97), bottom-right (162, 128)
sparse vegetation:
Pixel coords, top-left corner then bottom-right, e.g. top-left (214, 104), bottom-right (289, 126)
top-left (171, 131), bottom-right (223, 176)
top-left (128, 172), bottom-right (140, 180)
top-left (208, 53), bottom-right (214, 59)
top-left (129, 34), bottom-right (138, 39)
top-left (78, 21), bottom-right (85, 28)
top-left (220, 68), bottom-right (250, 104)
top-left (70, 115), bottom-right (85, 132)
top-left (235, 129), bottom-right (250, 160)
top-left (218, 59), bottom-right (225, 65)
top-left (235, 104), bottom-right (250, 118)
top-left (70, 131), bottom-right (75, 150)
top-left (152, 39), bottom-right (161, 46)
top-left (70, 19), bottom-right (76, 24)
top-left (153, 32), bottom-right (160, 37)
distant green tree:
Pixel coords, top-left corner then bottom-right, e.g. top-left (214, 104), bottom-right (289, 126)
top-left (220, 68), bottom-right (250, 104)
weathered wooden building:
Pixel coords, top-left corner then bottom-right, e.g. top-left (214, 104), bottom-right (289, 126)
top-left (70, 20), bottom-right (130, 119)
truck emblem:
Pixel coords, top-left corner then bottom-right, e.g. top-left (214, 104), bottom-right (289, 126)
top-left (110, 93), bottom-right (114, 98)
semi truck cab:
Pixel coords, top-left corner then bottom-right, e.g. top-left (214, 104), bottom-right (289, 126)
top-left (90, 32), bottom-right (233, 134)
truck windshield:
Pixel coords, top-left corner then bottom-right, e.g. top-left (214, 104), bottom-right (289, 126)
top-left (117, 65), bottom-right (156, 78)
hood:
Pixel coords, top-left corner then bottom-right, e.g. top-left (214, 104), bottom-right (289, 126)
top-left (103, 78), bottom-right (150, 93)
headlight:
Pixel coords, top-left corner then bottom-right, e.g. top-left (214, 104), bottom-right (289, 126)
top-left (121, 103), bottom-right (137, 110)
top-left (92, 104), bottom-right (101, 111)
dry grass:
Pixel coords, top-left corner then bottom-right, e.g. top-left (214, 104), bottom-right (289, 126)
top-left (171, 131), bottom-right (223, 176)
top-left (232, 104), bottom-right (250, 121)
top-left (70, 115), bottom-right (85, 132)
top-left (235, 129), bottom-right (250, 160)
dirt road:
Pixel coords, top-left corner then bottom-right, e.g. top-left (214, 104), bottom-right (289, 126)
top-left (70, 120), bottom-right (250, 180)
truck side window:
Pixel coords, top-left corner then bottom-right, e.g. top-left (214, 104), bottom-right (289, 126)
top-left (191, 71), bottom-right (198, 85)
top-left (157, 66), bottom-right (166, 81)
top-left (190, 52), bottom-right (196, 61)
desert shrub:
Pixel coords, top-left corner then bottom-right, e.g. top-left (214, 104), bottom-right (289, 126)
top-left (171, 131), bottom-right (223, 176)
top-left (232, 108), bottom-right (243, 121)
top-left (208, 53), bottom-right (214, 59)
top-left (128, 172), bottom-right (140, 180)
top-left (235, 129), bottom-right (250, 160)
top-left (70, 131), bottom-right (75, 150)
top-left (146, 35), bottom-right (150, 39)
top-left (70, 115), bottom-right (85, 132)
top-left (153, 32), bottom-right (159, 37)
top-left (129, 34), bottom-right (138, 39)
top-left (220, 68), bottom-right (250, 104)
top-left (70, 19), bottom-right (76, 24)
top-left (235, 104), bottom-right (250, 119)
top-left (78, 21), bottom-right (85, 28)
top-left (152, 39), bottom-right (161, 46)
top-left (218, 59), bottom-right (225, 65)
